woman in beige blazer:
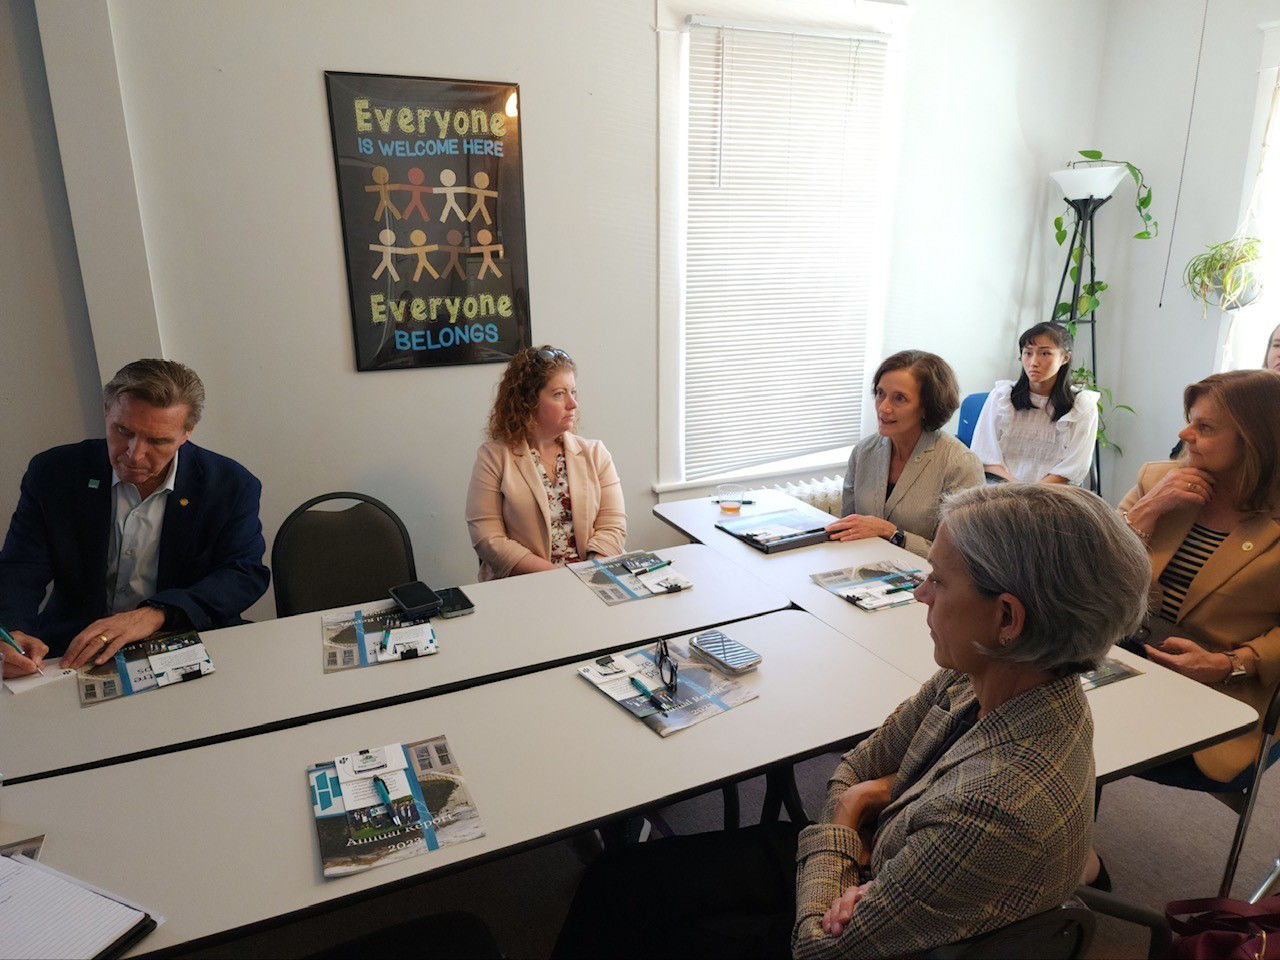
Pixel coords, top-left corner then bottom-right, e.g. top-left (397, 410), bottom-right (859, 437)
top-left (1118, 369), bottom-right (1280, 786)
top-left (828, 350), bottom-right (984, 557)
top-left (466, 346), bottom-right (626, 580)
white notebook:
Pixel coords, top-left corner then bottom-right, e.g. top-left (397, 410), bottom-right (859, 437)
top-left (0, 855), bottom-right (155, 959)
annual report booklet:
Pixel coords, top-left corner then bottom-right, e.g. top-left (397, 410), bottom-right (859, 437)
top-left (1081, 657), bottom-right (1142, 691)
top-left (578, 642), bottom-right (757, 737)
top-left (307, 735), bottom-right (484, 879)
top-left (811, 561), bottom-right (924, 611)
top-left (321, 600), bottom-right (438, 672)
top-left (76, 631), bottom-right (213, 706)
top-left (715, 506), bottom-right (837, 553)
top-left (569, 552), bottom-right (693, 606)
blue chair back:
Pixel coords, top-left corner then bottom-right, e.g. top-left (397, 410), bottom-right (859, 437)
top-left (956, 391), bottom-right (989, 448)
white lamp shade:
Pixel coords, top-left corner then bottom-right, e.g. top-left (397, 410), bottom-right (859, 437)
top-left (1050, 165), bottom-right (1128, 200)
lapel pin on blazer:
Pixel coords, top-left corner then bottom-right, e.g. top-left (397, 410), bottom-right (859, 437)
top-left (87, 479), bottom-right (100, 489)
top-left (179, 498), bottom-right (190, 507)
top-left (1243, 541), bottom-right (1254, 551)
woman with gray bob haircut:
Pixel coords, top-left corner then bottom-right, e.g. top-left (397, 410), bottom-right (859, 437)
top-left (939, 482), bottom-right (1152, 675)
top-left (555, 484), bottom-right (1152, 958)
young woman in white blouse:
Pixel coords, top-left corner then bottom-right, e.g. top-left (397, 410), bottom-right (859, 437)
top-left (971, 322), bottom-right (1099, 485)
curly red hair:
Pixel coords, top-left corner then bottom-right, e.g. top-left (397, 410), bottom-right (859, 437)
top-left (486, 346), bottom-right (578, 447)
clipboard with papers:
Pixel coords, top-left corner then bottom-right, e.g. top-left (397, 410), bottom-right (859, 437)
top-left (715, 507), bottom-right (837, 554)
top-left (0, 854), bottom-right (156, 959)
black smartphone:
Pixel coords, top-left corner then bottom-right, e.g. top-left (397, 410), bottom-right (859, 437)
top-left (388, 580), bottom-right (442, 618)
top-left (436, 587), bottom-right (475, 618)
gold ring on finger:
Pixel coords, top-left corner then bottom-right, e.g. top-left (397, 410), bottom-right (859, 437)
top-left (99, 634), bottom-right (110, 645)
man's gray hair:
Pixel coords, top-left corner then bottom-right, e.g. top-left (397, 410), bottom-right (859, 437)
top-left (939, 483), bottom-right (1151, 675)
top-left (103, 359), bottom-right (206, 430)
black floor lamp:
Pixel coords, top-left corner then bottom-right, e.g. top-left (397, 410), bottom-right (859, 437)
top-left (1049, 165), bottom-right (1128, 495)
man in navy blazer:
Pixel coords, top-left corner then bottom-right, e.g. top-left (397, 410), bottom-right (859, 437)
top-left (0, 359), bottom-right (269, 676)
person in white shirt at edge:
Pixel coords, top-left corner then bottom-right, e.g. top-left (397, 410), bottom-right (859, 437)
top-left (970, 321), bottom-right (1100, 486)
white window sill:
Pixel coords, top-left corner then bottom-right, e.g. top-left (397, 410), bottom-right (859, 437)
top-left (652, 445), bottom-right (852, 497)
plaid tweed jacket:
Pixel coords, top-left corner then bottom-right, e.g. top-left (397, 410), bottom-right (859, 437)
top-left (793, 669), bottom-right (1094, 959)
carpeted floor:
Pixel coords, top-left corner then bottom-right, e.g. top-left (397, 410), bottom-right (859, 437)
top-left (193, 753), bottom-right (1280, 958)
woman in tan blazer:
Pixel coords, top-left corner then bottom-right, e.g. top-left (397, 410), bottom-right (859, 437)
top-left (1118, 369), bottom-right (1280, 786)
top-left (466, 346), bottom-right (626, 580)
top-left (828, 350), bottom-right (983, 557)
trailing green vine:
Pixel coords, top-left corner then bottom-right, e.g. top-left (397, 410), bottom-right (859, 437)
top-left (1051, 150), bottom-right (1158, 327)
top-left (1070, 366), bottom-right (1134, 454)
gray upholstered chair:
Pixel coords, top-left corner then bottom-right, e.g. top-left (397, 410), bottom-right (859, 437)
top-left (271, 492), bottom-right (416, 617)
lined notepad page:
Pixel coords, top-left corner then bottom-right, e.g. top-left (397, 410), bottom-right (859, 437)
top-left (0, 855), bottom-right (145, 959)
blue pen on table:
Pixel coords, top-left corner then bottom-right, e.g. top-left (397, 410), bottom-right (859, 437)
top-left (0, 626), bottom-right (44, 676)
top-left (644, 559), bottom-right (673, 573)
top-left (630, 675), bottom-right (669, 715)
top-left (372, 775), bottom-right (402, 826)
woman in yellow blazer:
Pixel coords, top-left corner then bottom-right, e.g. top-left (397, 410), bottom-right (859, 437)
top-left (1118, 369), bottom-right (1280, 787)
top-left (466, 346), bottom-right (626, 580)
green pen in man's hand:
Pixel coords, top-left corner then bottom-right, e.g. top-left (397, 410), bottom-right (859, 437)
top-left (0, 625), bottom-right (45, 676)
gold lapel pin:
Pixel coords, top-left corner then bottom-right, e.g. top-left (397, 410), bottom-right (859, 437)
top-left (179, 498), bottom-right (190, 507)
top-left (1242, 541), bottom-right (1254, 551)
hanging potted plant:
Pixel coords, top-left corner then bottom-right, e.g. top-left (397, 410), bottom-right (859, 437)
top-left (1183, 236), bottom-right (1262, 317)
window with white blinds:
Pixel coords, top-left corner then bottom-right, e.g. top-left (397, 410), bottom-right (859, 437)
top-left (682, 24), bottom-right (889, 480)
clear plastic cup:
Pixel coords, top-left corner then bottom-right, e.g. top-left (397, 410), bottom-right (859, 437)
top-left (717, 483), bottom-right (745, 514)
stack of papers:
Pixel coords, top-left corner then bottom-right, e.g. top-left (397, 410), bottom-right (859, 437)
top-left (578, 643), bottom-right (757, 737)
top-left (76, 631), bottom-right (214, 706)
top-left (570, 552), bottom-right (693, 606)
top-left (811, 561), bottom-right (924, 611)
top-left (307, 736), bottom-right (484, 879)
top-left (321, 601), bottom-right (438, 672)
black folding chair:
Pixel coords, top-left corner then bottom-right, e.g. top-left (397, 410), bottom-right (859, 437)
top-left (924, 901), bottom-right (1095, 959)
top-left (272, 491), bottom-right (416, 617)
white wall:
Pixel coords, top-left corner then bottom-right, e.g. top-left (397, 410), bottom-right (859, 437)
top-left (1092, 0), bottom-right (1279, 501)
top-left (32, 0), bottom-right (672, 616)
top-left (0, 0), bottom-right (101, 530)
top-left (883, 0), bottom-right (1112, 400)
top-left (17, 0), bottom-right (1262, 621)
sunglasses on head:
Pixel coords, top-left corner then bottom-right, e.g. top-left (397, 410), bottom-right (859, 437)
top-left (535, 348), bottom-right (572, 363)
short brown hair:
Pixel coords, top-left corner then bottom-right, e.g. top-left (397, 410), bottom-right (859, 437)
top-left (873, 350), bottom-right (961, 432)
top-left (1183, 369), bottom-right (1280, 513)
top-left (486, 346), bottom-right (577, 447)
top-left (103, 359), bottom-right (205, 430)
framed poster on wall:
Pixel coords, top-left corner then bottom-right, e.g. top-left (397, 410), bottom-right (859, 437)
top-left (325, 71), bottom-right (531, 371)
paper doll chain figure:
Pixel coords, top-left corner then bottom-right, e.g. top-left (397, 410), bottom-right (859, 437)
top-left (398, 167), bottom-right (433, 223)
top-left (472, 228), bottom-right (504, 280)
top-left (465, 172), bottom-right (498, 225)
top-left (435, 169), bottom-right (468, 224)
top-left (370, 228), bottom-right (405, 282)
top-left (407, 229), bottom-right (440, 282)
top-left (439, 229), bottom-right (468, 281)
top-left (364, 166), bottom-right (402, 222)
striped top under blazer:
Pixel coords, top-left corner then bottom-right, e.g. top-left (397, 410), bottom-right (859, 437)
top-left (793, 670), bottom-right (1094, 959)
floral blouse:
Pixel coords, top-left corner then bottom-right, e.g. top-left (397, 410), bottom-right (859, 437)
top-left (529, 448), bottom-right (580, 564)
